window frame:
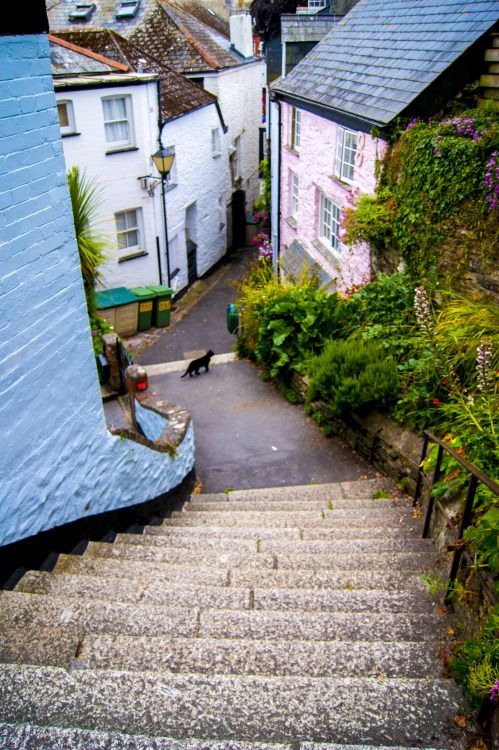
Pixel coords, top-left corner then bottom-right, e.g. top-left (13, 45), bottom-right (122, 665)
top-left (318, 192), bottom-right (341, 252)
top-left (57, 99), bottom-right (77, 136)
top-left (290, 171), bottom-right (299, 218)
top-left (115, 207), bottom-right (143, 258)
top-left (335, 126), bottom-right (357, 184)
top-left (289, 107), bottom-right (301, 151)
top-left (102, 94), bottom-right (135, 151)
top-left (211, 128), bottom-right (222, 157)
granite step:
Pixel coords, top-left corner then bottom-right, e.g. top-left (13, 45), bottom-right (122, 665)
top-left (194, 481), bottom-right (399, 503)
top-left (166, 510), bottom-right (414, 528)
top-left (15, 571), bottom-right (435, 614)
top-left (0, 665), bottom-right (462, 746)
top-left (0, 723), bottom-right (296, 750)
top-left (0, 723), bottom-right (447, 750)
top-left (83, 540), bottom-right (435, 571)
top-left (148, 524), bottom-right (422, 541)
top-left (54, 554), bottom-right (230, 585)
top-left (0, 591), bottom-right (444, 641)
top-left (52, 554), bottom-right (426, 590)
top-left (184, 499), bottom-right (409, 512)
top-left (75, 634), bottom-right (444, 678)
top-left (122, 530), bottom-right (430, 554)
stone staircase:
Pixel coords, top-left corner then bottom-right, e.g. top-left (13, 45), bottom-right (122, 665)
top-left (0, 480), bottom-right (464, 749)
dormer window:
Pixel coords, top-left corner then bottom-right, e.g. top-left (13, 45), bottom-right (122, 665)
top-left (116, 0), bottom-right (141, 19)
top-left (68, 3), bottom-right (96, 21)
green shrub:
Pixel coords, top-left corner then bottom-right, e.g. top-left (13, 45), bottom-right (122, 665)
top-left (253, 285), bottom-right (341, 382)
top-left (450, 606), bottom-right (499, 707)
top-left (306, 339), bottom-right (399, 417)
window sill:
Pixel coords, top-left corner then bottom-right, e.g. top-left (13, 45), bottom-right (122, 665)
top-left (118, 250), bottom-right (148, 263)
top-left (164, 181), bottom-right (177, 193)
top-left (284, 145), bottom-right (300, 156)
top-left (105, 146), bottom-right (139, 155)
top-left (330, 174), bottom-right (354, 190)
top-left (285, 215), bottom-right (298, 229)
top-left (313, 239), bottom-right (341, 268)
top-left (61, 131), bottom-right (81, 138)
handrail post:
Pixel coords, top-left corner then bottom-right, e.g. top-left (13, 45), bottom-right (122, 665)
top-left (445, 474), bottom-right (479, 602)
top-left (413, 432), bottom-right (430, 507)
top-left (422, 444), bottom-right (443, 538)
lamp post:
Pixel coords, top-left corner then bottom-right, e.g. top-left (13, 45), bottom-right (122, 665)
top-left (152, 146), bottom-right (175, 287)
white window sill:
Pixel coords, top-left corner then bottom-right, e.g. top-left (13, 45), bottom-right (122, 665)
top-left (118, 250), bottom-right (148, 263)
top-left (285, 215), bottom-right (298, 229)
top-left (105, 145), bottom-right (139, 155)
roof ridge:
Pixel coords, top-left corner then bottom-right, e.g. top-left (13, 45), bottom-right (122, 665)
top-left (48, 33), bottom-right (130, 72)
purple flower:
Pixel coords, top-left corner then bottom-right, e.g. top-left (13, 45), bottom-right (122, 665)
top-left (490, 680), bottom-right (499, 702)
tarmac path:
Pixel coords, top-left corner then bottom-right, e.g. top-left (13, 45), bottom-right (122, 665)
top-left (134, 247), bottom-right (376, 493)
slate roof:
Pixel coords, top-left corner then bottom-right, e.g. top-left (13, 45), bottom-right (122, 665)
top-left (53, 29), bottom-right (217, 120)
top-left (273, 0), bottom-right (499, 126)
top-left (129, 0), bottom-right (246, 72)
top-left (281, 14), bottom-right (339, 43)
top-left (47, 0), bottom-right (244, 73)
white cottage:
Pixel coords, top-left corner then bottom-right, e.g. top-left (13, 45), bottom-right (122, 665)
top-left (51, 32), bottom-right (230, 294)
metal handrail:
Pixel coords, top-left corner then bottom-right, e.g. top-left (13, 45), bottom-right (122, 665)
top-left (413, 430), bottom-right (499, 603)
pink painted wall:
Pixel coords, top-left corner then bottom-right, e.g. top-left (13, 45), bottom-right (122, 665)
top-left (280, 102), bottom-right (387, 292)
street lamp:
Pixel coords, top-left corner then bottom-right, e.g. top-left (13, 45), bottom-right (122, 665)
top-left (152, 146), bottom-right (175, 286)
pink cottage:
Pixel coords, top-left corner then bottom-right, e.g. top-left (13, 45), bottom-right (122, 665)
top-left (270, 0), bottom-right (498, 293)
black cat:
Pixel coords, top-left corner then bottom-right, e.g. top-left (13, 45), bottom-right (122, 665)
top-left (180, 350), bottom-right (214, 378)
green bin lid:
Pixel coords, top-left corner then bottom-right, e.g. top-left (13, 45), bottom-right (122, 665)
top-left (130, 287), bottom-right (156, 300)
top-left (147, 285), bottom-right (173, 296)
top-left (95, 287), bottom-right (138, 309)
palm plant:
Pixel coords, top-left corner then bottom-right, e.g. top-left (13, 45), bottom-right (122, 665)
top-left (67, 166), bottom-right (108, 313)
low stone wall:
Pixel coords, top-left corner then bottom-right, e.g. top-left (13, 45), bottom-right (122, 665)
top-left (291, 373), bottom-right (422, 494)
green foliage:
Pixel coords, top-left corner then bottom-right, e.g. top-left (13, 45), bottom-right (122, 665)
top-left (89, 313), bottom-right (113, 357)
top-left (336, 272), bottom-right (416, 360)
top-left (341, 191), bottom-right (395, 249)
top-left (346, 110), bottom-right (499, 280)
top-left (255, 286), bottom-right (341, 381)
top-left (254, 159), bottom-right (271, 216)
top-left (450, 606), bottom-right (499, 706)
top-left (67, 166), bottom-right (108, 314)
top-left (372, 489), bottom-right (390, 499)
top-left (306, 339), bottom-right (399, 417)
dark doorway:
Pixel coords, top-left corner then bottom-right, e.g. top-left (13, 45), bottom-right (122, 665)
top-left (231, 189), bottom-right (246, 250)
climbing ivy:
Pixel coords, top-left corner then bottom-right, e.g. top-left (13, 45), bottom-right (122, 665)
top-left (342, 109), bottom-right (499, 280)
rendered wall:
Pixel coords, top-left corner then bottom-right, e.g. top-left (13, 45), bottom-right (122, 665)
top-left (203, 60), bottom-right (266, 211)
top-left (280, 102), bottom-right (387, 291)
top-left (0, 33), bottom-right (194, 548)
top-left (56, 78), bottom-right (163, 290)
top-left (160, 103), bottom-right (231, 292)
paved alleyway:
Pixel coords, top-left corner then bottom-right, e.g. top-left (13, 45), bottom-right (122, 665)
top-left (132, 247), bottom-right (376, 493)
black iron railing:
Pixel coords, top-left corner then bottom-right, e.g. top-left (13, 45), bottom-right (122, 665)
top-left (413, 431), bottom-right (499, 603)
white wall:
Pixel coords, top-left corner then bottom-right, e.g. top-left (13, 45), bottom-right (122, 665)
top-left (202, 60), bottom-right (266, 213)
top-left (56, 76), bottom-right (163, 290)
top-left (158, 103), bottom-right (231, 293)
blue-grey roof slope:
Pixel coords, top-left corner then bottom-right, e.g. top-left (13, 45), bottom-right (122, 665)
top-left (273, 0), bottom-right (499, 126)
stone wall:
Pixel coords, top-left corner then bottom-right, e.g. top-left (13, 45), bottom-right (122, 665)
top-left (290, 375), bottom-right (422, 492)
